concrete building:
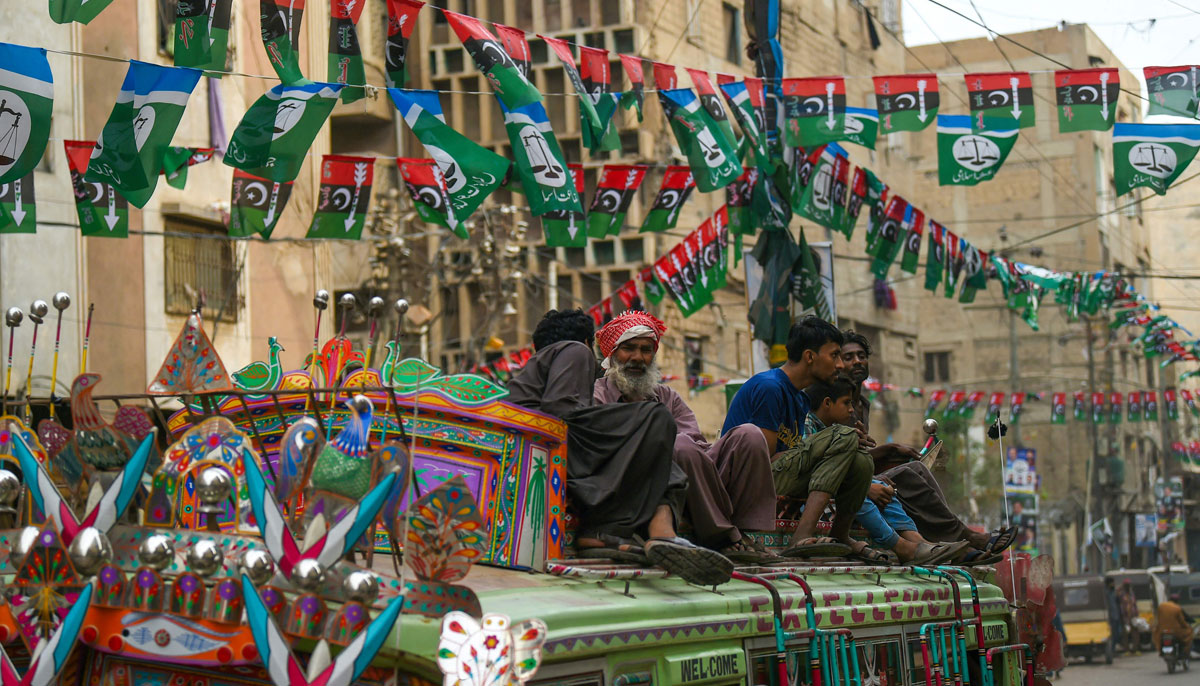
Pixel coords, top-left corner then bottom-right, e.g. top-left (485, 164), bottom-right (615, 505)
top-left (0, 0), bottom-right (388, 401)
top-left (906, 25), bottom-right (1169, 573)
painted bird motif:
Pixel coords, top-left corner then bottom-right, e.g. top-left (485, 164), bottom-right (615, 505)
top-left (379, 339), bottom-right (401, 386)
top-left (232, 336), bottom-right (285, 394)
top-left (38, 373), bottom-right (155, 483)
top-left (308, 395), bottom-right (374, 502)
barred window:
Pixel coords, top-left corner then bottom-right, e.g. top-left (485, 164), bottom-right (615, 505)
top-left (164, 217), bottom-right (242, 322)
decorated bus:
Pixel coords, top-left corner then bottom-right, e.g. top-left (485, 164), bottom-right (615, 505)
top-left (0, 300), bottom-right (1048, 686)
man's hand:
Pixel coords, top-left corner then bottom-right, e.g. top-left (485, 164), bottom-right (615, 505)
top-left (855, 424), bottom-right (877, 450)
top-left (886, 443), bottom-right (921, 461)
top-left (868, 482), bottom-right (894, 506)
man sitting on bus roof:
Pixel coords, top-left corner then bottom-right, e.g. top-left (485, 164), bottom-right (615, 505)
top-left (841, 329), bottom-right (1016, 561)
top-left (593, 311), bottom-right (777, 564)
top-left (722, 316), bottom-right (871, 558)
top-left (506, 308), bottom-right (734, 585)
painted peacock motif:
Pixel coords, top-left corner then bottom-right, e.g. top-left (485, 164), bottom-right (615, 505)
top-left (232, 336), bottom-right (285, 394)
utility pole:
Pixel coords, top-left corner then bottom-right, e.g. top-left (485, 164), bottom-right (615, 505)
top-left (1083, 315), bottom-right (1101, 571)
top-left (1009, 309), bottom-right (1021, 446)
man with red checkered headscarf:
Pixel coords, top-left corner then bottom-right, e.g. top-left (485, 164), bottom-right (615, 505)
top-left (594, 311), bottom-right (778, 564)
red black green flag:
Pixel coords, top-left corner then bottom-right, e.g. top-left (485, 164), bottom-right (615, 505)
top-left (984, 392), bottom-right (1004, 424)
top-left (446, 10), bottom-right (541, 109)
top-left (541, 36), bottom-right (603, 144)
top-left (686, 68), bottom-right (737, 152)
top-left (1128, 391), bottom-right (1142, 422)
top-left (872, 74), bottom-right (938, 133)
top-left (580, 45), bottom-right (620, 152)
top-left (619, 54), bottom-right (645, 121)
top-left (1145, 391), bottom-right (1160, 421)
top-left (962, 390), bottom-right (986, 418)
top-left (1091, 392), bottom-right (1106, 424)
top-left (1144, 66), bottom-right (1199, 118)
top-left (1072, 391), bottom-right (1086, 421)
top-left (163, 146), bottom-right (215, 190)
top-left (965, 71), bottom-right (1034, 131)
top-left (653, 62), bottom-right (677, 90)
top-left (641, 165), bottom-right (695, 234)
top-left (307, 155), bottom-right (374, 239)
top-left (652, 207), bottom-right (729, 317)
top-left (259, 0), bottom-right (306, 84)
top-left (494, 23), bottom-right (531, 79)
top-left (639, 266), bottom-right (666, 305)
top-left (328, 0), bottom-right (367, 102)
top-left (586, 164), bottom-right (647, 237)
top-left (1110, 392), bottom-right (1124, 424)
top-left (174, 0), bottom-right (232, 71)
top-left (943, 390), bottom-right (967, 417)
top-left (229, 169), bottom-right (292, 239)
top-left (1167, 388), bottom-right (1180, 420)
top-left (925, 390), bottom-right (947, 418)
top-left (540, 163), bottom-right (586, 247)
top-left (0, 172), bottom-right (35, 234)
top-left (1183, 389), bottom-right (1199, 417)
top-left (398, 158), bottom-right (457, 235)
top-left (726, 167), bottom-right (756, 236)
top-left (65, 140), bottom-right (127, 238)
top-left (1009, 392), bottom-right (1026, 424)
top-left (847, 166), bottom-right (882, 245)
top-left (899, 204), bottom-right (925, 274)
top-left (924, 220), bottom-right (945, 292)
top-left (782, 76), bottom-right (847, 146)
top-left (385, 0), bottom-right (424, 87)
top-left (868, 195), bottom-right (914, 279)
top-left (1055, 68), bottom-right (1118, 132)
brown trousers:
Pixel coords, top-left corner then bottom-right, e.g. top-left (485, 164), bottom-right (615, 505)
top-left (674, 424), bottom-right (777, 546)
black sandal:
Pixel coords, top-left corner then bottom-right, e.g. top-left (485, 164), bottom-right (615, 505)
top-left (643, 536), bottom-right (734, 585)
top-left (576, 531), bottom-right (649, 564)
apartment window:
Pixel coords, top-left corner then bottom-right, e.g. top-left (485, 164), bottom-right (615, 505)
top-left (583, 31), bottom-right (605, 49)
top-left (685, 335), bottom-right (706, 377)
top-left (565, 247), bottom-right (587, 268)
top-left (686, 0), bottom-right (704, 40)
top-left (164, 218), bottom-right (241, 322)
top-left (581, 272), bottom-right (603, 306)
top-left (600, 1), bottom-right (621, 25)
top-left (445, 47), bottom-right (465, 73)
top-left (923, 352), bottom-right (950, 384)
top-left (157, 0), bottom-right (176, 55)
top-left (621, 237), bottom-right (644, 264)
top-left (880, 0), bottom-right (900, 32)
top-left (543, 0), bottom-right (562, 32)
top-left (570, 0), bottom-right (592, 27)
top-left (593, 240), bottom-right (615, 265)
top-left (723, 3), bottom-right (741, 64)
top-left (485, 0), bottom-right (504, 23)
top-left (613, 29), bottom-right (635, 54)
top-left (530, 38), bottom-right (549, 64)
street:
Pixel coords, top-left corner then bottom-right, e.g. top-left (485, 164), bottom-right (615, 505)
top-left (1056, 651), bottom-right (1192, 685)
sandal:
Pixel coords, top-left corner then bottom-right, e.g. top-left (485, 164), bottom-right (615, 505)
top-left (985, 527), bottom-right (1017, 554)
top-left (575, 531), bottom-right (648, 564)
top-left (847, 541), bottom-right (898, 564)
top-left (780, 536), bottom-right (852, 558)
top-left (908, 540), bottom-right (971, 566)
top-left (720, 538), bottom-right (773, 564)
top-left (643, 536), bottom-right (734, 586)
top-left (955, 549), bottom-right (1004, 566)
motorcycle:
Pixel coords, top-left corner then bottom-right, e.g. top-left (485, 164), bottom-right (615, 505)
top-left (1162, 632), bottom-right (1191, 674)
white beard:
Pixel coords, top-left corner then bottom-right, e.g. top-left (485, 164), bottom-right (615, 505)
top-left (605, 359), bottom-right (663, 401)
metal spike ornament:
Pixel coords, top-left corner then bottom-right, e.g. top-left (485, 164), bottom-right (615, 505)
top-left (364, 295), bottom-right (385, 372)
top-left (326, 293), bottom-right (357, 434)
top-left (48, 292), bottom-right (69, 419)
top-left (304, 290), bottom-right (329, 414)
top-left (3, 307), bottom-right (20, 413)
top-left (23, 300), bottom-right (47, 420)
top-left (80, 302), bottom-right (94, 373)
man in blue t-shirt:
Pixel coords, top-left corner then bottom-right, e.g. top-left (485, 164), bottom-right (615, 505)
top-left (723, 316), bottom-right (872, 557)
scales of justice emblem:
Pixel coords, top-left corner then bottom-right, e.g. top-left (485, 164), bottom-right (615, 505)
top-left (0, 92), bottom-right (31, 175)
top-left (951, 134), bottom-right (1001, 172)
top-left (1129, 143), bottom-right (1177, 178)
top-left (518, 127), bottom-right (565, 187)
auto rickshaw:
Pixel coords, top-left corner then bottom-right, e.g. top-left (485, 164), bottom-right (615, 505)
top-left (1052, 575), bottom-right (1115, 663)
